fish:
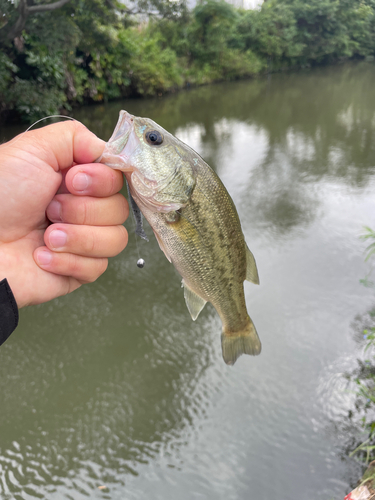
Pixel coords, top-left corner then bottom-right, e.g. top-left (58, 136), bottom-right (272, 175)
top-left (99, 110), bottom-right (261, 365)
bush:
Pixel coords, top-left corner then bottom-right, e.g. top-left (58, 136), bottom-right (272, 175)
top-left (9, 78), bottom-right (67, 123)
top-left (2, 0), bottom-right (375, 123)
top-left (127, 30), bottom-right (184, 95)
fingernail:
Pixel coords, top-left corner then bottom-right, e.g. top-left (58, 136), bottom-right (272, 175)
top-left (72, 172), bottom-right (90, 191)
top-left (47, 200), bottom-right (62, 221)
top-left (36, 250), bottom-right (52, 266)
top-left (49, 229), bottom-right (67, 249)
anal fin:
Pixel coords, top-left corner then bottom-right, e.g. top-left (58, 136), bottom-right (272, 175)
top-left (182, 280), bottom-right (207, 320)
top-left (245, 245), bottom-right (260, 285)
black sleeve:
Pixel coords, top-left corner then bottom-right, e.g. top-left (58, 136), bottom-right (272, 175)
top-left (0, 278), bottom-right (19, 346)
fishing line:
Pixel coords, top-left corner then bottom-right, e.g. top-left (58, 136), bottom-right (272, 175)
top-left (129, 206), bottom-right (144, 268)
top-left (125, 180), bottom-right (146, 269)
top-left (24, 114), bottom-right (76, 131)
top-left (4, 114), bottom-right (77, 148)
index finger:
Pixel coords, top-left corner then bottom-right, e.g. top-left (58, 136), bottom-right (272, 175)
top-left (64, 163), bottom-right (124, 197)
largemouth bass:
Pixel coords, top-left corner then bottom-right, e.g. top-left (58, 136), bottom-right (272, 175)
top-left (100, 110), bottom-right (261, 365)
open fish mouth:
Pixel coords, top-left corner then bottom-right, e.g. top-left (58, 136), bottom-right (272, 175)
top-left (99, 111), bottom-right (180, 210)
top-left (99, 111), bottom-right (175, 211)
top-left (98, 110), bottom-right (139, 171)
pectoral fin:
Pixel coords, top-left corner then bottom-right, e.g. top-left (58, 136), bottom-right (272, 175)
top-left (245, 245), bottom-right (259, 285)
top-left (182, 280), bottom-right (207, 320)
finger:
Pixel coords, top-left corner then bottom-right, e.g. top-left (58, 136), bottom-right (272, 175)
top-left (47, 193), bottom-right (129, 226)
top-left (34, 247), bottom-right (108, 284)
top-left (11, 120), bottom-right (105, 172)
top-left (64, 163), bottom-right (124, 197)
top-left (44, 224), bottom-right (128, 258)
top-left (56, 169), bottom-right (70, 195)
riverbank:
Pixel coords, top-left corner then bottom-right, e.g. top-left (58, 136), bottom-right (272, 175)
top-left (345, 462), bottom-right (375, 499)
top-left (1, 0), bottom-right (375, 124)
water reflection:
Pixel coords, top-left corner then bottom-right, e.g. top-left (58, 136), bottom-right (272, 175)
top-left (72, 62), bottom-right (375, 240)
top-left (0, 248), bottom-right (217, 497)
top-left (1, 61), bottom-right (375, 499)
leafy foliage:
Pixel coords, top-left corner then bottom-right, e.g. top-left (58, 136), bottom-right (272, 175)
top-left (347, 325), bottom-right (375, 464)
top-left (10, 77), bottom-right (67, 122)
top-left (1, 0), bottom-right (375, 122)
top-left (362, 227), bottom-right (375, 262)
top-left (346, 229), bottom-right (375, 464)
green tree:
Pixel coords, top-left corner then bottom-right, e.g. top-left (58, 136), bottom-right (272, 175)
top-left (239, 1), bottom-right (303, 62)
top-left (1, 0), bottom-right (375, 124)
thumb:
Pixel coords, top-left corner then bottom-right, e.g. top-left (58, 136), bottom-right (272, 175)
top-left (5, 120), bottom-right (105, 172)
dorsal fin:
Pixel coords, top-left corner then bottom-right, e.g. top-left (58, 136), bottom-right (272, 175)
top-left (245, 245), bottom-right (260, 285)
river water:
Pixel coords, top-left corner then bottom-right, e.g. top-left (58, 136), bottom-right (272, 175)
top-left (1, 62), bottom-right (375, 499)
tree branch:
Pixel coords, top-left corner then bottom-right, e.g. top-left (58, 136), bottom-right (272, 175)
top-left (4, 0), bottom-right (71, 42)
top-left (28, 0), bottom-right (71, 14)
top-left (6, 0), bottom-right (28, 41)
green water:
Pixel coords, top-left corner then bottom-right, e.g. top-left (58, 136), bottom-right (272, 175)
top-left (1, 62), bottom-right (375, 499)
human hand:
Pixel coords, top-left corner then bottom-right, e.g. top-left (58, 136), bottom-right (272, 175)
top-left (0, 120), bottom-right (129, 308)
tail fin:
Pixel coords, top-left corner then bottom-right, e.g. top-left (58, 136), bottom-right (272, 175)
top-left (221, 318), bottom-right (261, 366)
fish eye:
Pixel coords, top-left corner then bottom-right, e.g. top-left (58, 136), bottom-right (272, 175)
top-left (145, 130), bottom-right (163, 146)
